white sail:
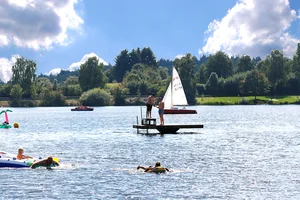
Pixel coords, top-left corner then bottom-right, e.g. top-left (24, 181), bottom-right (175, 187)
top-left (162, 67), bottom-right (188, 109)
top-left (163, 82), bottom-right (172, 109)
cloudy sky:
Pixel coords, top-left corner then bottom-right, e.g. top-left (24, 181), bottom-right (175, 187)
top-left (0, 0), bottom-right (299, 82)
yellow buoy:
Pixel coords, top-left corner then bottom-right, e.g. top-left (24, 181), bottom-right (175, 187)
top-left (13, 122), bottom-right (19, 128)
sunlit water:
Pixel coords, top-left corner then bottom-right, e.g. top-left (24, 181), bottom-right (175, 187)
top-left (1, 105), bottom-right (300, 199)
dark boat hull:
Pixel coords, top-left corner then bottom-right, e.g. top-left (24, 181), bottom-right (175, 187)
top-left (164, 109), bottom-right (197, 114)
top-left (71, 107), bottom-right (94, 111)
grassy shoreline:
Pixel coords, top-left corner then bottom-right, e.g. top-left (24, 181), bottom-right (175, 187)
top-left (196, 96), bottom-right (300, 105)
top-left (1, 96), bottom-right (300, 107)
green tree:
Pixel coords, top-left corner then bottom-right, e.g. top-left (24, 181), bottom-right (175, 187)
top-left (40, 91), bottom-right (66, 106)
top-left (11, 57), bottom-right (37, 98)
top-left (79, 88), bottom-right (112, 106)
top-left (236, 55), bottom-right (254, 73)
top-left (158, 58), bottom-right (173, 73)
top-left (267, 50), bottom-right (287, 94)
top-left (196, 64), bottom-right (207, 84)
top-left (10, 84), bottom-right (23, 100)
top-left (206, 72), bottom-right (219, 95)
top-left (293, 43), bottom-right (300, 83)
top-left (122, 63), bottom-right (166, 95)
top-left (53, 79), bottom-right (58, 91)
top-left (111, 86), bottom-right (129, 106)
top-left (63, 85), bottom-right (82, 96)
top-left (123, 73), bottom-right (141, 95)
top-left (129, 48), bottom-right (141, 67)
top-left (79, 57), bottom-right (107, 91)
top-left (140, 47), bottom-right (157, 67)
top-left (0, 84), bottom-right (11, 97)
top-left (174, 53), bottom-right (197, 104)
top-left (256, 59), bottom-right (269, 75)
top-left (114, 49), bottom-right (131, 82)
top-left (35, 77), bottom-right (53, 95)
top-left (10, 84), bottom-right (23, 107)
top-left (241, 69), bottom-right (269, 100)
top-left (104, 67), bottom-right (115, 82)
top-left (62, 76), bottom-right (82, 96)
top-left (218, 72), bottom-right (249, 96)
top-left (65, 76), bottom-right (79, 85)
top-left (205, 51), bottom-right (233, 79)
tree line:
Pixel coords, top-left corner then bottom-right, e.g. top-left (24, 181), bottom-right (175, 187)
top-left (0, 44), bottom-right (300, 107)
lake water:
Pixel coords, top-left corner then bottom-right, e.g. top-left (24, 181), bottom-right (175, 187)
top-left (1, 105), bottom-right (300, 199)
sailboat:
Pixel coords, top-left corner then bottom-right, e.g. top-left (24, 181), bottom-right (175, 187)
top-left (162, 67), bottom-right (197, 114)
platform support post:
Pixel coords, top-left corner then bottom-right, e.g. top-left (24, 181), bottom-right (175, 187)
top-left (136, 116), bottom-right (139, 134)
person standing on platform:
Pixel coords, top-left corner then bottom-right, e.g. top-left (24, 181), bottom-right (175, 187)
top-left (157, 97), bottom-right (164, 125)
top-left (146, 94), bottom-right (155, 118)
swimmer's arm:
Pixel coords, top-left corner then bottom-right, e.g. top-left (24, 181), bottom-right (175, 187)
top-left (24, 155), bottom-right (33, 159)
top-left (144, 167), bottom-right (153, 172)
top-left (30, 162), bottom-right (39, 169)
top-left (53, 161), bottom-right (59, 166)
top-left (144, 168), bottom-right (151, 172)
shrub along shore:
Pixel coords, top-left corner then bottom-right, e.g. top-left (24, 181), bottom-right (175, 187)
top-left (1, 96), bottom-right (300, 107)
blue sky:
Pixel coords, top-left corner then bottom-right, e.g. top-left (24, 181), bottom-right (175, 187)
top-left (0, 0), bottom-right (300, 82)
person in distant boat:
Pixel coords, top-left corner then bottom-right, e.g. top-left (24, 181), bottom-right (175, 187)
top-left (157, 97), bottom-right (164, 125)
top-left (137, 162), bottom-right (169, 173)
top-left (16, 148), bottom-right (33, 160)
top-left (31, 156), bottom-right (59, 169)
top-left (146, 94), bottom-right (155, 118)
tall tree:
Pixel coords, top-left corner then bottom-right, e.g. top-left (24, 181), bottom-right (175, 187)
top-left (114, 49), bottom-right (131, 82)
top-left (10, 84), bottom-right (23, 106)
top-left (129, 48), bottom-right (141, 67)
top-left (236, 55), bottom-right (254, 73)
top-left (205, 51), bottom-right (233, 79)
top-left (10, 84), bottom-right (23, 100)
top-left (53, 79), bottom-right (58, 91)
top-left (65, 76), bottom-right (79, 85)
top-left (158, 58), bottom-right (173, 74)
top-left (79, 57), bottom-right (107, 91)
top-left (196, 64), bottom-right (207, 84)
top-left (206, 72), bottom-right (219, 95)
top-left (267, 50), bottom-right (287, 94)
top-left (174, 53), bottom-right (197, 105)
top-left (293, 43), bottom-right (300, 81)
top-left (35, 77), bottom-right (53, 95)
top-left (140, 47), bottom-right (157, 67)
top-left (241, 69), bottom-right (269, 100)
top-left (199, 55), bottom-right (208, 66)
top-left (11, 57), bottom-right (37, 98)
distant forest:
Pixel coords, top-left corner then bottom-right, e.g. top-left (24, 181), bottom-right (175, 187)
top-left (1, 44), bottom-right (300, 107)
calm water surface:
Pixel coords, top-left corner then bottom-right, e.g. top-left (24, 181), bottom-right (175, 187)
top-left (1, 105), bottom-right (300, 199)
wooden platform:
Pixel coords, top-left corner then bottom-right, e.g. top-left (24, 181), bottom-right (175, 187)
top-left (133, 124), bottom-right (204, 134)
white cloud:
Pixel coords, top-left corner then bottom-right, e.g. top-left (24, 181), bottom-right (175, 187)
top-left (68, 52), bottom-right (108, 71)
top-left (199, 0), bottom-right (300, 58)
top-left (175, 54), bottom-right (184, 59)
top-left (0, 55), bottom-right (19, 83)
top-left (47, 52), bottom-right (108, 75)
top-left (0, 0), bottom-right (83, 50)
top-left (48, 68), bottom-right (62, 76)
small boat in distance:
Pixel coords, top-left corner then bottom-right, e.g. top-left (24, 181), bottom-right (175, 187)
top-left (71, 106), bottom-right (94, 111)
top-left (163, 67), bottom-right (197, 114)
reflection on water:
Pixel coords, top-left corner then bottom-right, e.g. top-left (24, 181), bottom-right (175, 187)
top-left (1, 105), bottom-right (300, 199)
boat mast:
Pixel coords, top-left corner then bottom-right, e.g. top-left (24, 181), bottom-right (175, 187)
top-left (171, 67), bottom-right (173, 108)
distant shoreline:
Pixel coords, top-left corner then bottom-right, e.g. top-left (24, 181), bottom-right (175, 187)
top-left (1, 96), bottom-right (300, 107)
top-left (196, 96), bottom-right (300, 105)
